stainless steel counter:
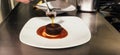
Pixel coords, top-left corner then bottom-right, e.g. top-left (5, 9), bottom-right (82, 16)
top-left (0, 0), bottom-right (13, 23)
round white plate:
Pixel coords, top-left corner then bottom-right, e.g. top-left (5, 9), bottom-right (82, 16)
top-left (19, 16), bottom-right (91, 49)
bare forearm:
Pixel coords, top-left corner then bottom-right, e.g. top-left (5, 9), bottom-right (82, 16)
top-left (16, 0), bottom-right (31, 4)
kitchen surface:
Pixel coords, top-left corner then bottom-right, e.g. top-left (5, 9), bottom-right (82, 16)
top-left (0, 0), bottom-right (3, 23)
top-left (0, 11), bottom-right (2, 23)
top-left (98, 0), bottom-right (120, 32)
top-left (0, 0), bottom-right (120, 55)
top-left (0, 0), bottom-right (18, 23)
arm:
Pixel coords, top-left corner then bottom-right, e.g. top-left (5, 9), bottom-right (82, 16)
top-left (16, 0), bottom-right (32, 4)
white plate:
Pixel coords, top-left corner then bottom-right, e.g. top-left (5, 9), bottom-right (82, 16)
top-left (35, 2), bottom-right (76, 12)
top-left (19, 16), bottom-right (91, 49)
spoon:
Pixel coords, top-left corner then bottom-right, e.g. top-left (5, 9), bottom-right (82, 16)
top-left (44, 0), bottom-right (52, 11)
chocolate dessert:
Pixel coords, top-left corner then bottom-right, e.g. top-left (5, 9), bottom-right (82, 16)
top-left (37, 23), bottom-right (68, 39)
top-left (45, 23), bottom-right (63, 35)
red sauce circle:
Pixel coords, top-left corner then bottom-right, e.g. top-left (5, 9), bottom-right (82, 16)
top-left (37, 26), bottom-right (68, 39)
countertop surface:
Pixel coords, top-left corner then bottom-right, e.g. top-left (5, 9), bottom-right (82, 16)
top-left (0, 2), bottom-right (120, 55)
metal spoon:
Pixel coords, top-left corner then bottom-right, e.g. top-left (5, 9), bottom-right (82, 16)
top-left (44, 0), bottom-right (52, 11)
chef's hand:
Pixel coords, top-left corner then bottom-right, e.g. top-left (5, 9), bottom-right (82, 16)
top-left (16, 0), bottom-right (31, 4)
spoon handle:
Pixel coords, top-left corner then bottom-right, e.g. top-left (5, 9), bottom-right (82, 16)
top-left (44, 0), bottom-right (51, 11)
